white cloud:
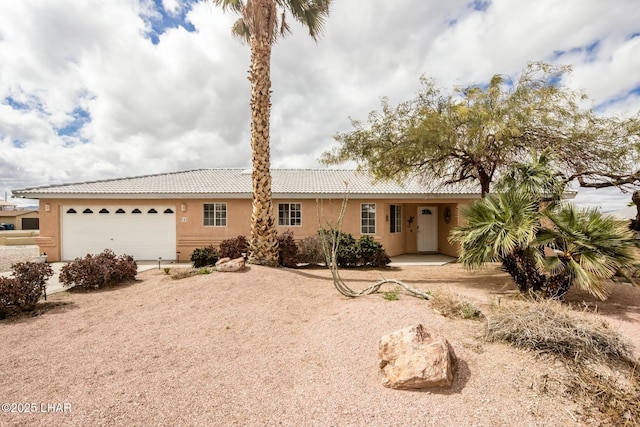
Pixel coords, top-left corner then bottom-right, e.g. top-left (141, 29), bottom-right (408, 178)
top-left (162, 0), bottom-right (182, 17)
top-left (0, 0), bottom-right (639, 210)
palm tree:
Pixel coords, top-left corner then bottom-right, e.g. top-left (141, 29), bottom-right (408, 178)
top-left (211, 0), bottom-right (332, 266)
top-left (450, 154), bottom-right (640, 300)
top-left (450, 190), bottom-right (547, 294)
top-left (537, 205), bottom-right (639, 300)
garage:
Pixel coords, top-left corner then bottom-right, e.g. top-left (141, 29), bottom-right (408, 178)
top-left (62, 206), bottom-right (176, 261)
top-left (21, 218), bottom-right (39, 230)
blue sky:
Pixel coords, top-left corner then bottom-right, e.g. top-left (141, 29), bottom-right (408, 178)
top-left (1, 0), bottom-right (639, 211)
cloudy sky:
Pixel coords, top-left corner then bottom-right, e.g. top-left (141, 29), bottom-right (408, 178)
top-left (1, 0), bottom-right (639, 211)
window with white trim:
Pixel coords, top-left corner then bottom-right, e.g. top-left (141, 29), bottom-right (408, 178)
top-left (204, 203), bottom-right (227, 227)
top-left (278, 203), bottom-right (301, 226)
top-left (361, 203), bottom-right (376, 234)
top-left (390, 204), bottom-right (402, 233)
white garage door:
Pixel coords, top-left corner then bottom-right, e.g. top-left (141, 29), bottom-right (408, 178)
top-left (62, 206), bottom-right (176, 261)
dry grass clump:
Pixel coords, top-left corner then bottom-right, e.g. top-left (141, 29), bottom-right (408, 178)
top-left (486, 300), bottom-right (639, 425)
top-left (486, 300), bottom-right (635, 362)
top-left (430, 292), bottom-right (484, 320)
top-left (565, 362), bottom-right (640, 426)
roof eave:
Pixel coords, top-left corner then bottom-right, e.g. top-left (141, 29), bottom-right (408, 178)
top-left (13, 191), bottom-right (481, 200)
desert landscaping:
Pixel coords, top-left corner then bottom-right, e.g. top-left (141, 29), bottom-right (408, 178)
top-left (2, 246), bottom-right (639, 426)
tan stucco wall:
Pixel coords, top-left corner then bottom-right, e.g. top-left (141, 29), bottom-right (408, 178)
top-left (37, 197), bottom-right (477, 261)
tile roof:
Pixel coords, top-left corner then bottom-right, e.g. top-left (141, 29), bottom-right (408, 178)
top-left (11, 169), bottom-right (481, 199)
top-left (0, 210), bottom-right (37, 217)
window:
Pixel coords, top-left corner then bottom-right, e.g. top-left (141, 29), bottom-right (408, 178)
top-left (99, 208), bottom-right (109, 214)
top-left (164, 208), bottom-right (174, 214)
top-left (204, 203), bottom-right (227, 227)
top-left (361, 203), bottom-right (376, 234)
top-left (390, 205), bottom-right (402, 233)
top-left (66, 208), bottom-right (77, 214)
top-left (147, 208), bottom-right (158, 214)
top-left (132, 208), bottom-right (142, 214)
top-left (115, 208), bottom-right (126, 214)
top-left (82, 208), bottom-right (93, 214)
top-left (278, 203), bottom-right (301, 226)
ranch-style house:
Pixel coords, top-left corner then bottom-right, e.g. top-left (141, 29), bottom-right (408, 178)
top-left (11, 169), bottom-right (481, 262)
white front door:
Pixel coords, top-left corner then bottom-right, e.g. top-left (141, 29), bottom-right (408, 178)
top-left (417, 206), bottom-right (438, 252)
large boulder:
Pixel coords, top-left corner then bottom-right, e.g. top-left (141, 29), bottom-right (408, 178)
top-left (215, 257), bottom-right (245, 272)
top-left (378, 324), bottom-right (457, 389)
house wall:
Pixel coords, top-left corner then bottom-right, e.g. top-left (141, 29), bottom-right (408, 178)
top-left (37, 196), bottom-right (475, 261)
top-left (437, 203), bottom-right (457, 257)
top-left (0, 211), bottom-right (39, 230)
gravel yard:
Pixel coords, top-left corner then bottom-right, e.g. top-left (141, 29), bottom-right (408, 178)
top-left (0, 245), bottom-right (39, 273)
top-left (1, 262), bottom-right (639, 426)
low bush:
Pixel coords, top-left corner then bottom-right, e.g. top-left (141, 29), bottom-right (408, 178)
top-left (319, 230), bottom-right (390, 268)
top-left (219, 235), bottom-right (249, 259)
top-left (0, 262), bottom-right (54, 318)
top-left (319, 229), bottom-right (357, 267)
top-left (297, 235), bottom-right (325, 265)
top-left (277, 230), bottom-right (299, 267)
top-left (190, 245), bottom-right (219, 268)
top-left (59, 249), bottom-right (137, 290)
top-left (355, 235), bottom-right (391, 267)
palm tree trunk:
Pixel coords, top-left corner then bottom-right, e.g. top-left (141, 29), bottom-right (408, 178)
top-left (247, 1), bottom-right (279, 266)
top-left (632, 191), bottom-right (640, 231)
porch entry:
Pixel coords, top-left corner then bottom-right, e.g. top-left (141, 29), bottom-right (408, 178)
top-left (417, 206), bottom-right (438, 252)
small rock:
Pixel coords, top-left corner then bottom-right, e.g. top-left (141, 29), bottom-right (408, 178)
top-left (378, 324), bottom-right (457, 389)
top-left (215, 257), bottom-right (245, 272)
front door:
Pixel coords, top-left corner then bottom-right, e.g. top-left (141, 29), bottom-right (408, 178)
top-left (417, 206), bottom-right (438, 252)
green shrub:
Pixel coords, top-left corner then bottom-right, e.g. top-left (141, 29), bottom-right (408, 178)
top-left (277, 230), bottom-right (299, 267)
top-left (382, 287), bottom-right (401, 301)
top-left (59, 249), bottom-right (137, 290)
top-left (219, 235), bottom-right (249, 259)
top-left (355, 235), bottom-right (391, 267)
top-left (318, 230), bottom-right (391, 268)
top-left (320, 229), bottom-right (358, 267)
top-left (190, 245), bottom-right (219, 268)
top-left (0, 262), bottom-right (54, 318)
top-left (297, 235), bottom-right (325, 265)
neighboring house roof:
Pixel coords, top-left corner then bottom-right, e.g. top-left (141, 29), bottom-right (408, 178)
top-left (0, 210), bottom-right (38, 217)
top-left (11, 169), bottom-right (481, 200)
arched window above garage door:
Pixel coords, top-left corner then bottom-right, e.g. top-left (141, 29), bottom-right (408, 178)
top-left (164, 208), bottom-right (174, 214)
top-left (116, 208), bottom-right (126, 214)
top-left (82, 208), bottom-right (93, 214)
top-left (99, 208), bottom-right (109, 214)
top-left (132, 209), bottom-right (142, 214)
top-left (148, 208), bottom-right (158, 213)
top-left (66, 208), bottom-right (77, 214)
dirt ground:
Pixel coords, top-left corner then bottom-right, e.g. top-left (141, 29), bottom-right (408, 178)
top-left (1, 263), bottom-right (639, 426)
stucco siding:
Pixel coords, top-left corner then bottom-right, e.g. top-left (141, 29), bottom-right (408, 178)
top-left (36, 197), bottom-right (475, 262)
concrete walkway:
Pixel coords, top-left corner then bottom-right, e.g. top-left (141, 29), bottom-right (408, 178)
top-left (388, 254), bottom-right (457, 266)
